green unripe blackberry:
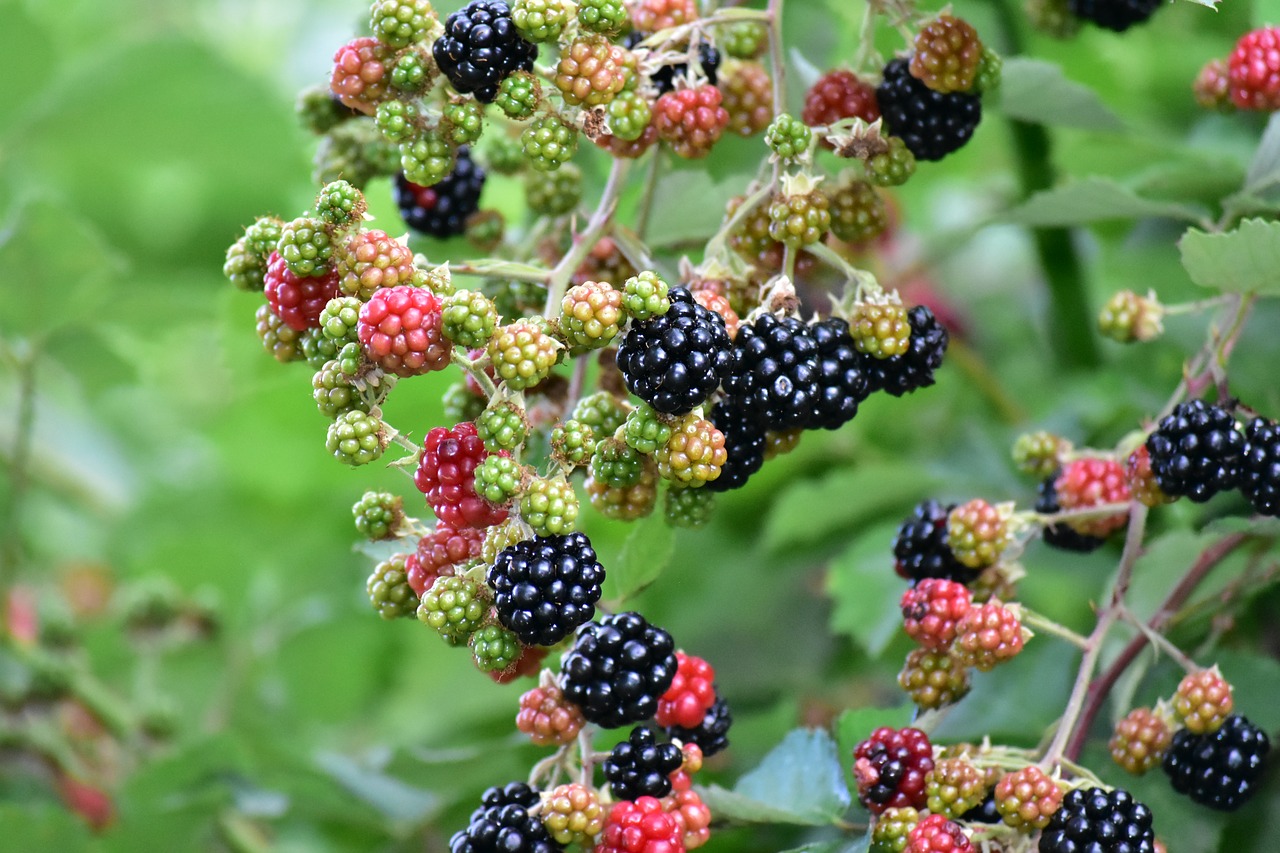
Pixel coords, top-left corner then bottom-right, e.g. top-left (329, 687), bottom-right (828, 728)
top-left (417, 260), bottom-right (454, 296)
top-left (622, 271), bottom-right (671, 320)
top-left (443, 289), bottom-right (500, 349)
top-left (476, 402), bottom-right (530, 452)
top-left (721, 20), bottom-right (768, 59)
top-left (313, 117), bottom-right (400, 188)
top-left (313, 359), bottom-right (366, 418)
top-left (764, 113), bottom-right (812, 161)
top-left (489, 277), bottom-right (544, 319)
top-left (376, 99), bottom-right (421, 143)
top-left (1099, 289), bottom-right (1164, 343)
top-left (245, 216), bottom-right (285, 259)
top-left (315, 180), bottom-right (366, 227)
top-left (320, 296), bottom-right (364, 347)
top-left (255, 304), bottom-right (304, 363)
top-left (482, 518), bottom-right (534, 565)
top-left (471, 624), bottom-right (522, 672)
top-left (552, 420), bottom-right (596, 469)
top-left (526, 163), bottom-right (583, 216)
top-left (623, 403), bottom-right (674, 455)
top-left (495, 71), bottom-right (542, 120)
top-left (301, 327), bottom-right (341, 369)
top-left (400, 129), bottom-right (456, 187)
top-left (474, 455), bottom-right (528, 505)
top-left (522, 116), bottom-right (578, 171)
top-left (353, 490), bottom-right (404, 540)
top-left (1012, 430), bottom-right (1071, 478)
top-left (482, 133), bottom-right (527, 174)
top-left (325, 409), bottom-right (387, 465)
top-left (488, 319), bottom-right (562, 390)
top-left (559, 279), bottom-right (623, 351)
top-left (973, 47), bottom-right (1002, 94)
top-left (297, 84), bottom-right (355, 135)
top-left (465, 209), bottom-right (505, 252)
top-left (590, 437), bottom-right (645, 488)
top-left (767, 189), bottom-right (830, 248)
top-left (871, 807), bottom-right (919, 853)
top-left (512, 0), bottom-right (573, 42)
top-left (829, 180), bottom-right (887, 244)
top-left (866, 136), bottom-right (917, 187)
top-left (367, 553), bottom-right (420, 619)
top-left (577, 0), bottom-right (627, 35)
top-left (851, 298), bottom-right (912, 358)
top-left (444, 98), bottom-right (485, 145)
top-left (606, 91), bottom-right (653, 142)
top-left (572, 391), bottom-right (628, 437)
top-left (443, 381), bottom-right (487, 423)
top-left (371, 0), bottom-right (437, 48)
top-left (418, 575), bottom-right (488, 644)
top-left (336, 340), bottom-right (364, 376)
top-left (278, 216), bottom-right (335, 277)
top-left (519, 477), bottom-right (579, 536)
top-left (664, 486), bottom-right (715, 528)
top-left (925, 757), bottom-right (987, 819)
top-left (390, 49), bottom-right (432, 92)
top-left (224, 237), bottom-right (268, 292)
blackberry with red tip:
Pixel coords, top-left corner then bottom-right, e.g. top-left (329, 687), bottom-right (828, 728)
top-left (877, 58), bottom-right (981, 162)
top-left (1162, 714), bottom-right (1270, 811)
top-left (1240, 417), bottom-right (1280, 516)
top-left (1035, 474), bottom-right (1107, 553)
top-left (396, 147), bottom-right (486, 238)
top-left (1038, 787), bottom-right (1155, 853)
top-left (488, 532), bottom-right (604, 646)
top-left (451, 782), bottom-right (562, 853)
top-left (854, 726), bottom-right (934, 814)
top-left (1145, 399), bottom-right (1244, 502)
top-left (1068, 0), bottom-right (1159, 32)
top-left (616, 287), bottom-right (734, 416)
top-left (433, 1), bottom-right (537, 103)
top-left (704, 398), bottom-right (766, 493)
top-left (604, 726), bottom-right (683, 800)
top-left (665, 692), bottom-right (732, 756)
top-left (724, 314), bottom-right (820, 432)
top-left (893, 500), bottom-right (976, 583)
top-left (861, 305), bottom-right (948, 396)
top-left (560, 611), bottom-right (677, 729)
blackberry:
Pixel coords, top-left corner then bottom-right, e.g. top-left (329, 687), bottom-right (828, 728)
top-left (451, 782), bottom-right (562, 853)
top-left (853, 726), bottom-right (934, 814)
top-left (1035, 474), bottom-right (1107, 553)
top-left (703, 398), bottom-right (766, 493)
top-left (433, 1), bottom-right (538, 103)
top-left (893, 500), bottom-right (977, 584)
top-left (1240, 417), bottom-right (1280, 515)
top-left (616, 287), bottom-right (734, 416)
top-left (876, 58), bottom-right (981, 162)
top-left (861, 305), bottom-right (948, 397)
top-left (1145, 399), bottom-right (1245, 502)
top-left (665, 693), bottom-right (732, 756)
top-left (962, 793), bottom-right (1000, 824)
top-left (559, 611), bottom-right (678, 729)
top-left (1068, 0), bottom-right (1160, 32)
top-left (724, 313), bottom-right (819, 432)
top-left (1162, 714), bottom-right (1270, 811)
top-left (604, 726), bottom-right (683, 800)
top-left (809, 318), bottom-right (869, 430)
top-left (395, 147), bottom-right (486, 238)
top-left (1038, 787), bottom-right (1155, 853)
top-left (487, 533), bottom-right (603, 646)
top-left (648, 37), bottom-right (721, 95)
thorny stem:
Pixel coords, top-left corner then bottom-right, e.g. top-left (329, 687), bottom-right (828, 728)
top-left (1, 339), bottom-right (37, 592)
top-left (1115, 605), bottom-right (1199, 673)
top-left (1016, 606), bottom-right (1090, 650)
top-left (1031, 502), bottom-right (1132, 526)
top-left (1158, 285), bottom-right (1255, 421)
top-left (636, 149), bottom-right (664, 242)
top-left (450, 349), bottom-right (497, 398)
top-left (543, 158), bottom-right (631, 317)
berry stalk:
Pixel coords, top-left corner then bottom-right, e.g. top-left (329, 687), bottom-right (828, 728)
top-left (542, 157), bottom-right (632, 317)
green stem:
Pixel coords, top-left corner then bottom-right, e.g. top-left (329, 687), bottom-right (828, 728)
top-left (1, 339), bottom-right (37, 592)
top-left (543, 158), bottom-right (631, 317)
top-left (636, 149), bottom-right (664, 242)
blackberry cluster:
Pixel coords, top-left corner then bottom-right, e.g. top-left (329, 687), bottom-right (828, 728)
top-left (1241, 417), bottom-right (1280, 515)
top-left (1035, 474), bottom-right (1106, 553)
top-left (559, 611), bottom-right (678, 729)
top-left (395, 148), bottom-right (486, 238)
top-left (704, 398), bottom-right (766, 493)
top-left (1038, 787), bottom-right (1155, 853)
top-left (433, 1), bottom-right (538, 103)
top-left (665, 694), bottom-right (732, 756)
top-left (603, 726), bottom-right (683, 800)
top-left (876, 58), bottom-right (981, 162)
top-left (1068, 0), bottom-right (1160, 32)
top-left (723, 313), bottom-right (820, 432)
top-left (893, 500), bottom-right (977, 584)
top-left (861, 305), bottom-right (949, 396)
top-left (487, 533), bottom-right (605, 647)
top-left (616, 287), bottom-right (734, 415)
top-left (1145, 399), bottom-right (1244, 502)
top-left (809, 318), bottom-right (870, 430)
top-left (450, 782), bottom-right (561, 853)
top-left (1162, 714), bottom-right (1270, 811)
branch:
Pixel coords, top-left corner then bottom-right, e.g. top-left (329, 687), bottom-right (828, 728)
top-left (543, 158), bottom-right (631, 317)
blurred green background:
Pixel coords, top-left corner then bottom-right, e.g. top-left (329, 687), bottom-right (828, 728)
top-left (3, 0), bottom-right (1280, 848)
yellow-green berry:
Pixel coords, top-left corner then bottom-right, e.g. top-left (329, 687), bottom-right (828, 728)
top-left (488, 319), bottom-right (562, 390)
top-left (476, 401), bottom-right (530, 452)
top-left (622, 271), bottom-right (671, 320)
top-left (520, 477), bottom-right (579, 536)
top-left (353, 490), bottom-right (404, 540)
top-left (367, 553), bottom-right (420, 619)
top-left (559, 280), bottom-right (624, 351)
top-left (417, 575), bottom-right (488, 644)
top-left (443, 289), bottom-right (500, 349)
top-left (552, 420), bottom-right (596, 469)
top-left (664, 486), bottom-right (715, 528)
top-left (623, 403), bottom-right (674, 455)
top-left (474, 455), bottom-right (529, 505)
top-left (325, 409), bottom-right (388, 465)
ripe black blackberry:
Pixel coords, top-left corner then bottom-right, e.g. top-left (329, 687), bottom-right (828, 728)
top-left (893, 499), bottom-right (978, 583)
top-left (639, 35), bottom-right (721, 95)
top-left (807, 318), bottom-right (869, 431)
top-left (665, 692), bottom-right (732, 756)
top-left (616, 287), bottom-right (734, 416)
top-left (876, 58), bottom-right (981, 162)
top-left (432, 0), bottom-right (538, 103)
top-left (723, 313), bottom-right (820, 432)
top-left (604, 726), bottom-right (684, 800)
top-left (1068, 0), bottom-right (1160, 32)
top-left (1035, 474), bottom-right (1107, 553)
top-left (703, 397), bottom-right (766, 492)
top-left (488, 532), bottom-right (605, 647)
top-left (962, 793), bottom-right (1000, 824)
top-left (861, 305), bottom-right (949, 397)
top-left (395, 147), bottom-right (486, 238)
top-left (1240, 417), bottom-right (1280, 516)
top-left (559, 611), bottom-right (678, 729)
top-left (1039, 787), bottom-right (1154, 853)
top-left (1145, 399), bottom-right (1245, 502)
top-left (1162, 714), bottom-right (1270, 811)
top-left (451, 782), bottom-right (562, 853)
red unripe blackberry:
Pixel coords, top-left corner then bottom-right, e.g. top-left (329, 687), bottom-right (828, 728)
top-left (901, 579), bottom-right (972, 650)
top-left (1068, 0), bottom-right (1159, 32)
top-left (554, 36), bottom-right (627, 106)
top-left (617, 287), bottom-right (734, 416)
top-left (357, 285), bottom-right (450, 377)
top-left (1145, 399), bottom-right (1244, 502)
top-left (1162, 714), bottom-right (1271, 811)
top-left (488, 532), bottom-right (604, 646)
top-left (335, 229), bottom-right (415, 301)
top-left (1035, 474), bottom-right (1107, 553)
top-left (720, 60), bottom-right (772, 136)
top-left (1110, 706), bottom-right (1172, 775)
top-left (802, 70), bottom-right (881, 133)
top-left (893, 500), bottom-right (977, 584)
top-left (596, 795), bottom-right (683, 853)
top-left (662, 787), bottom-right (711, 849)
top-left (630, 0), bottom-right (696, 31)
top-left (433, 1), bottom-right (538, 103)
top-left (516, 682), bottom-right (586, 746)
top-left (1195, 58), bottom-right (1235, 111)
top-left (953, 600), bottom-right (1024, 671)
top-left (877, 58), bottom-right (981, 162)
top-left (559, 611), bottom-right (677, 729)
top-left (264, 252), bottom-right (341, 332)
top-left (405, 524), bottom-right (484, 596)
top-left (414, 423), bottom-right (511, 529)
top-left (604, 725), bottom-right (684, 800)
top-left (664, 691), bottom-right (731, 757)
top-left (330, 37), bottom-right (392, 115)
top-left (1240, 416), bottom-right (1280, 515)
top-left (656, 652), bottom-right (716, 729)
top-left (653, 85), bottom-right (730, 159)
top-left (994, 766), bottom-right (1062, 829)
top-left (1038, 787), bottom-right (1155, 853)
top-left (396, 147), bottom-right (487, 238)
top-left (853, 726), bottom-right (934, 814)
top-left (1229, 28), bottom-right (1280, 110)
top-left (1053, 457), bottom-right (1131, 537)
top-left (1172, 667), bottom-right (1234, 734)
top-left (905, 813), bottom-right (973, 853)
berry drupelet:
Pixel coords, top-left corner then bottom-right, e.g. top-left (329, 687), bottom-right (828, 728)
top-left (603, 726), bottom-right (684, 800)
top-left (488, 532), bottom-right (604, 647)
top-left (703, 398), bottom-right (767, 493)
top-left (559, 611), bottom-right (678, 729)
top-left (1145, 399), bottom-right (1245, 502)
top-left (723, 313), bottom-right (820, 432)
top-left (808, 317), bottom-right (870, 430)
top-left (861, 305), bottom-right (949, 396)
top-left (395, 147), bottom-right (486, 238)
top-left (877, 58), bottom-right (981, 162)
top-left (433, 1), bottom-right (538, 103)
top-left (1038, 786), bottom-right (1155, 853)
top-left (1162, 713), bottom-right (1270, 811)
top-left (1240, 416), bottom-right (1280, 515)
top-left (893, 500), bottom-right (978, 583)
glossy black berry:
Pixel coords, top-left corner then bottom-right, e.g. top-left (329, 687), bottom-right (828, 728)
top-left (1035, 474), bottom-right (1107, 553)
top-left (433, 0), bottom-right (538, 103)
top-left (876, 58), bottom-right (981, 162)
top-left (488, 532), bottom-right (605, 647)
top-left (1145, 399), bottom-right (1244, 502)
top-left (665, 692), bottom-right (732, 756)
top-left (604, 726), bottom-right (683, 800)
top-left (861, 305), bottom-right (948, 397)
top-left (451, 782), bottom-right (561, 853)
top-left (1039, 786), bottom-right (1155, 853)
top-left (559, 611), bottom-right (678, 729)
top-left (724, 313), bottom-right (820, 432)
top-left (1163, 714), bottom-right (1270, 811)
top-left (807, 317), bottom-right (869, 430)
top-left (1068, 0), bottom-right (1160, 32)
top-left (395, 147), bottom-right (486, 238)
top-left (962, 793), bottom-right (1001, 824)
top-left (630, 33), bottom-right (721, 95)
top-left (616, 287), bottom-right (734, 416)
top-left (893, 499), bottom-right (979, 583)
top-left (1240, 417), bottom-right (1280, 516)
top-left (703, 397), bottom-right (766, 493)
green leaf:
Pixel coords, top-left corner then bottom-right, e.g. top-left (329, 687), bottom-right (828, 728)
top-left (826, 521), bottom-right (908, 658)
top-left (1002, 177), bottom-right (1206, 226)
top-left (1178, 219), bottom-right (1280, 295)
top-left (314, 751), bottom-right (440, 826)
top-left (604, 512), bottom-right (675, 602)
top-left (780, 840), bottom-right (870, 853)
top-left (699, 728), bottom-right (852, 826)
top-left (997, 58), bottom-right (1124, 132)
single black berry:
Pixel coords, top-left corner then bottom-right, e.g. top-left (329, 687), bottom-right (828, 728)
top-left (433, 0), bottom-right (538, 103)
top-left (1068, 0), bottom-right (1160, 32)
top-left (451, 782), bottom-right (562, 853)
top-left (616, 287), bottom-right (734, 416)
top-left (861, 305), bottom-right (949, 397)
top-left (1035, 474), bottom-right (1107, 553)
top-left (724, 313), bottom-right (820, 432)
top-left (1163, 714), bottom-right (1270, 811)
top-left (962, 792), bottom-right (1001, 824)
top-left (1240, 416), bottom-right (1280, 516)
top-left (807, 317), bottom-right (870, 430)
top-left (1145, 399), bottom-right (1245, 502)
top-left (625, 32), bottom-right (721, 95)
top-left (603, 726), bottom-right (684, 800)
top-left (665, 692), bottom-right (732, 756)
top-left (876, 58), bottom-right (981, 162)
top-left (559, 611), bottom-right (678, 729)
top-left (395, 147), bottom-right (486, 238)
top-left (488, 532), bottom-right (605, 647)
top-left (703, 397), bottom-right (766, 493)
top-left (893, 499), bottom-right (979, 583)
top-left (1039, 786), bottom-right (1155, 853)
